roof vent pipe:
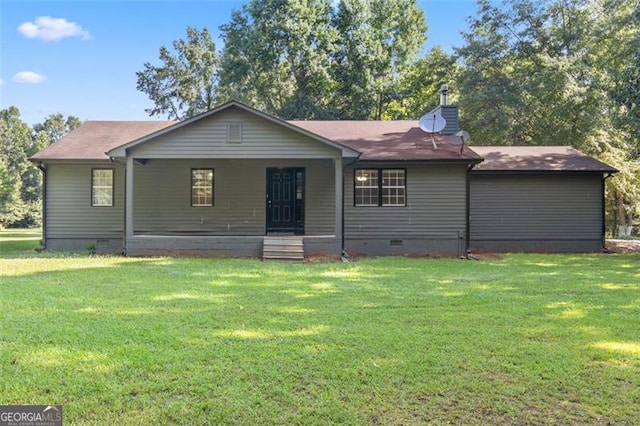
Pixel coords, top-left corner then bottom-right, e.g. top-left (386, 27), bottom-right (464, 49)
top-left (440, 84), bottom-right (449, 106)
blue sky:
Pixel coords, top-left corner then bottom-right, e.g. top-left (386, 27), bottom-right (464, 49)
top-left (0, 0), bottom-right (478, 125)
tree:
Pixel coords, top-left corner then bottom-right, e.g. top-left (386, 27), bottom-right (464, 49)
top-left (0, 107), bottom-right (31, 227)
top-left (383, 46), bottom-right (460, 119)
top-left (32, 113), bottom-right (82, 148)
top-left (331, 0), bottom-right (428, 119)
top-left (456, 0), bottom-right (600, 147)
top-left (0, 160), bottom-right (21, 228)
top-left (138, 1), bottom-right (428, 121)
top-left (597, 0), bottom-right (640, 157)
top-left (455, 0), bottom-right (640, 235)
top-left (24, 113), bottom-right (82, 203)
top-left (218, 0), bottom-right (337, 119)
top-left (136, 27), bottom-right (219, 120)
top-left (589, 0), bottom-right (640, 235)
top-left (0, 108), bottom-right (81, 227)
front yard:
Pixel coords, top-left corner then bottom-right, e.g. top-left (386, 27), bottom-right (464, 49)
top-left (1, 229), bottom-right (639, 424)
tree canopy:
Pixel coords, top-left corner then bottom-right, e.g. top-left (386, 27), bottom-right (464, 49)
top-left (0, 108), bottom-right (81, 228)
top-left (139, 0), bottom-right (428, 120)
top-left (136, 27), bottom-right (219, 120)
top-left (456, 0), bottom-right (639, 234)
top-left (131, 0), bottom-right (638, 234)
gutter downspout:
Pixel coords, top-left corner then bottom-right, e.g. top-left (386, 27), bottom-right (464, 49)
top-left (341, 155), bottom-right (361, 258)
top-left (603, 172), bottom-right (614, 250)
top-left (36, 163), bottom-right (47, 250)
top-left (466, 164), bottom-right (473, 256)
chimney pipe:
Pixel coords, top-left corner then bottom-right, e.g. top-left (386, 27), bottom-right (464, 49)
top-left (440, 84), bottom-right (448, 105)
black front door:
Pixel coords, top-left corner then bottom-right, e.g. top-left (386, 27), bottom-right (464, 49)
top-left (266, 168), bottom-right (304, 234)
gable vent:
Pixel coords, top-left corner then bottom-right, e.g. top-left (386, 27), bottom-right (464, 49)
top-left (227, 123), bottom-right (242, 143)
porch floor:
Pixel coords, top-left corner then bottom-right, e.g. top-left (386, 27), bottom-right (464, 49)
top-left (125, 234), bottom-right (340, 258)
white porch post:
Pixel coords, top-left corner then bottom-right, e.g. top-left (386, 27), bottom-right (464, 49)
top-left (334, 156), bottom-right (343, 238)
top-left (125, 156), bottom-right (134, 239)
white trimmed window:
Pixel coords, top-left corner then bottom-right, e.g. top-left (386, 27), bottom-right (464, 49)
top-left (355, 168), bottom-right (406, 207)
top-left (91, 169), bottom-right (114, 207)
top-left (191, 169), bottom-right (214, 207)
top-left (355, 169), bottom-right (379, 206)
top-left (381, 169), bottom-right (406, 206)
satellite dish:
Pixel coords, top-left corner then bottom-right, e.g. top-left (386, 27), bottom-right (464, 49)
top-left (452, 130), bottom-right (469, 146)
top-left (419, 113), bottom-right (446, 134)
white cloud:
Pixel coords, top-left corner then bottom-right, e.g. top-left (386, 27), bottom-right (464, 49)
top-left (0, 78), bottom-right (4, 86)
top-left (13, 71), bottom-right (46, 84)
top-left (18, 16), bottom-right (91, 42)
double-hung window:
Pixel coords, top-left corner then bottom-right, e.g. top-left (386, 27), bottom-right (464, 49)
top-left (91, 169), bottom-right (114, 207)
top-left (191, 169), bottom-right (214, 207)
top-left (355, 168), bottom-right (406, 207)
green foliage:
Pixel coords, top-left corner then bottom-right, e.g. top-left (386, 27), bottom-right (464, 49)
top-left (383, 46), bottom-right (459, 119)
top-left (0, 107), bottom-right (79, 228)
top-left (0, 161), bottom-right (22, 228)
top-left (139, 0), bottom-right (427, 120)
top-left (32, 113), bottom-right (82, 149)
top-left (0, 106), bottom-right (32, 178)
top-left (456, 0), bottom-right (597, 147)
top-left (599, 0), bottom-right (640, 158)
top-left (455, 0), bottom-right (640, 232)
top-left (331, 0), bottom-right (427, 119)
top-left (136, 27), bottom-right (220, 120)
top-left (1, 231), bottom-right (639, 423)
top-left (218, 0), bottom-right (338, 119)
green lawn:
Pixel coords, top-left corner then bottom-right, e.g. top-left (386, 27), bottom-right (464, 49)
top-left (1, 229), bottom-right (639, 424)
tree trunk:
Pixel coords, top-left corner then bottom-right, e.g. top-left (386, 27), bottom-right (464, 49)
top-left (615, 194), bottom-right (627, 237)
top-left (615, 194), bottom-right (634, 237)
top-left (625, 207), bottom-right (634, 237)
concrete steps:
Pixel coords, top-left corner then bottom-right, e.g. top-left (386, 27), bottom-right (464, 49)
top-left (263, 236), bottom-right (304, 261)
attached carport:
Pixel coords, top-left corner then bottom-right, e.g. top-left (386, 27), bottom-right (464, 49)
top-left (469, 146), bottom-right (617, 253)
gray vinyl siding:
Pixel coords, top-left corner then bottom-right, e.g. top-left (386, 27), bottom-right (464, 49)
top-left (46, 163), bottom-right (124, 239)
top-left (344, 163), bottom-right (468, 255)
top-left (130, 108), bottom-right (340, 159)
top-left (133, 159), bottom-right (335, 235)
top-left (470, 173), bottom-right (603, 252)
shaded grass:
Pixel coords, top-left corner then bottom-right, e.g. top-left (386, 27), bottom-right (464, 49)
top-left (0, 228), bottom-right (42, 257)
top-left (1, 229), bottom-right (639, 424)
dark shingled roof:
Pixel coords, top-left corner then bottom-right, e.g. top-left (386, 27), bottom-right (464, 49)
top-left (289, 120), bottom-right (481, 161)
top-left (30, 120), bottom-right (175, 161)
top-left (470, 146), bottom-right (618, 173)
top-left (31, 119), bottom-right (481, 162)
top-left (29, 118), bottom-right (616, 173)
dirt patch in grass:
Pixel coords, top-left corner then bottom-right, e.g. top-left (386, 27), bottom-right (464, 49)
top-left (606, 239), bottom-right (640, 253)
top-left (468, 252), bottom-right (505, 261)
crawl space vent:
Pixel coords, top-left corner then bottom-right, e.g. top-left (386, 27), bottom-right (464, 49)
top-left (390, 239), bottom-right (403, 247)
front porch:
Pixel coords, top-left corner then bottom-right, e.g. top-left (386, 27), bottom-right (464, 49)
top-left (123, 158), bottom-right (344, 258)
